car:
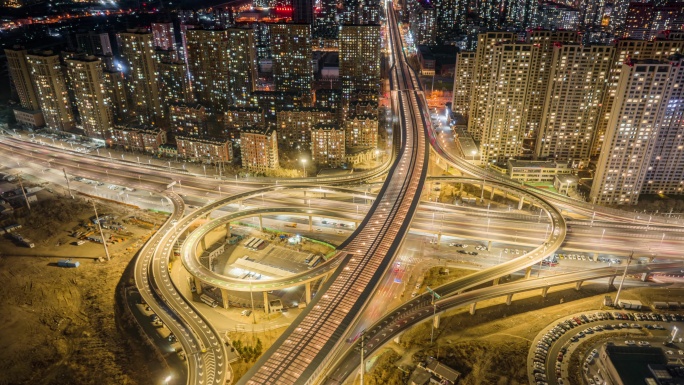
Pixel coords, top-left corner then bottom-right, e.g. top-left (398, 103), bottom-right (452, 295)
top-left (588, 379), bottom-right (595, 385)
top-left (448, 243), bottom-right (456, 247)
top-left (336, 230), bottom-right (344, 234)
top-left (631, 323), bottom-right (641, 328)
top-left (625, 340), bottom-right (636, 345)
top-left (315, 228), bottom-right (323, 232)
top-left (638, 341), bottom-right (650, 346)
top-left (584, 328), bottom-right (594, 334)
top-left (458, 250), bottom-right (468, 254)
top-left (666, 350), bottom-right (675, 355)
top-left (591, 349), bottom-right (598, 356)
top-left (678, 350), bottom-right (684, 355)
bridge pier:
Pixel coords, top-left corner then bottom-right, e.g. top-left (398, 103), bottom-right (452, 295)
top-left (608, 276), bottom-right (616, 287)
top-left (490, 187), bottom-right (495, 200)
top-left (221, 288), bottom-right (230, 309)
top-left (493, 277), bottom-right (500, 285)
top-left (593, 252), bottom-right (599, 261)
top-left (525, 266), bottom-right (533, 279)
top-left (506, 293), bottom-right (513, 305)
top-left (575, 281), bottom-right (583, 290)
top-left (237, 200), bottom-right (242, 211)
top-left (487, 240), bottom-right (492, 251)
top-left (542, 287), bottom-right (549, 298)
top-left (469, 303), bottom-right (477, 315)
top-left (264, 291), bottom-right (270, 314)
top-left (518, 197), bottom-right (524, 210)
top-left (258, 215), bottom-right (263, 231)
top-left (309, 215), bottom-right (313, 231)
top-left (305, 281), bottom-right (312, 304)
top-left (437, 232), bottom-right (442, 245)
top-left (480, 182), bottom-right (485, 202)
top-left (200, 237), bottom-right (207, 251)
top-left (194, 277), bottom-right (203, 295)
top-left (433, 314), bottom-right (440, 328)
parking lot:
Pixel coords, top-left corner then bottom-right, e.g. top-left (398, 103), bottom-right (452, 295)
top-left (530, 310), bottom-right (684, 385)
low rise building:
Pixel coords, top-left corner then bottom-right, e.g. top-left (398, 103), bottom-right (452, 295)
top-left (241, 127), bottom-right (279, 171)
top-left (176, 136), bottom-right (233, 163)
top-left (311, 124), bottom-right (345, 166)
top-left (344, 113), bottom-right (378, 148)
top-left (276, 107), bottom-right (336, 148)
top-left (506, 160), bottom-right (571, 183)
top-left (554, 174), bottom-right (579, 196)
top-left (169, 104), bottom-right (209, 138)
top-left (13, 108), bottom-right (45, 128)
top-left (110, 125), bottom-right (167, 153)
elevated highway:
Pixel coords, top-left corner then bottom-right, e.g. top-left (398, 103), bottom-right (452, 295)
top-left (235, 3), bottom-right (429, 384)
top-left (323, 262), bottom-right (684, 383)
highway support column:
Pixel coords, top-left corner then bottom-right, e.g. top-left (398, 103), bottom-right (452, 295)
top-left (221, 288), bottom-right (230, 309)
top-left (542, 287), bottom-right (549, 298)
top-left (518, 197), bottom-right (524, 210)
top-left (493, 277), bottom-right (500, 285)
top-left (258, 215), bottom-right (263, 231)
top-left (506, 293), bottom-right (513, 305)
top-left (490, 188), bottom-right (495, 200)
top-left (487, 240), bottom-right (492, 251)
top-left (608, 276), bottom-right (616, 287)
top-left (263, 292), bottom-right (270, 314)
top-left (433, 314), bottom-right (440, 328)
top-left (575, 281), bottom-right (583, 291)
top-left (200, 237), bottom-right (207, 251)
top-left (305, 281), bottom-right (312, 304)
top-left (525, 266), bottom-right (533, 279)
top-left (309, 215), bottom-right (313, 231)
top-left (194, 277), bottom-right (203, 295)
top-left (469, 303), bottom-right (476, 315)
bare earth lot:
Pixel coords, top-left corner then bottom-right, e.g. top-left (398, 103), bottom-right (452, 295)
top-left (0, 192), bottom-right (168, 385)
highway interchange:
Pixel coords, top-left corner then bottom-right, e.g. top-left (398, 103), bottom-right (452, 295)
top-left (1, 2), bottom-right (684, 385)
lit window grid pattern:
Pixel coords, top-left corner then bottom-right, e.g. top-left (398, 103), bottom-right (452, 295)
top-left (591, 61), bottom-right (671, 205)
top-left (270, 24), bottom-right (313, 94)
top-left (240, 130), bottom-right (279, 171)
top-left (66, 58), bottom-right (114, 139)
top-left (176, 136), bottom-right (232, 163)
top-left (592, 40), bottom-right (684, 156)
top-left (27, 53), bottom-right (76, 131)
top-left (340, 25), bottom-right (381, 98)
top-left (311, 127), bottom-right (345, 165)
top-left (479, 43), bottom-right (533, 165)
top-left (537, 44), bottom-right (613, 165)
top-left (642, 57), bottom-right (684, 195)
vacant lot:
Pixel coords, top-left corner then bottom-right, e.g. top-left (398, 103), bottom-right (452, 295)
top-left (0, 193), bottom-right (168, 385)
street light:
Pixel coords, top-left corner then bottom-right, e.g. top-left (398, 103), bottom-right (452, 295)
top-left (301, 158), bottom-right (307, 178)
top-left (470, 150), bottom-right (477, 160)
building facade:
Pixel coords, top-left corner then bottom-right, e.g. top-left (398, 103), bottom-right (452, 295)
top-left (66, 55), bottom-right (114, 139)
top-left (311, 124), bottom-right (345, 166)
top-left (340, 25), bottom-right (381, 99)
top-left (117, 30), bottom-right (164, 126)
top-left (241, 127), bottom-right (279, 171)
top-left (26, 51), bottom-right (76, 131)
top-left (176, 136), bottom-right (233, 163)
top-left (270, 24), bottom-right (313, 94)
top-left (110, 125), bottom-right (167, 153)
top-left (5, 47), bottom-right (40, 111)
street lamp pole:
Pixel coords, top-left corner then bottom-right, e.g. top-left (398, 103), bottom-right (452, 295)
top-left (301, 159), bottom-right (307, 178)
top-left (92, 201), bottom-right (111, 261)
top-left (614, 251), bottom-right (634, 305)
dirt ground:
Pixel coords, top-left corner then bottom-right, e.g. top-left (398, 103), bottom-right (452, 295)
top-left (0, 190), bottom-right (168, 385)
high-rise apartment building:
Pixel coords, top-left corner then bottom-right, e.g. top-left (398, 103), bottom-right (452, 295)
top-left (293, 0), bottom-right (314, 24)
top-left (478, 42), bottom-right (535, 165)
top-left (241, 127), bottom-right (279, 171)
top-left (524, 30), bottom-right (580, 141)
top-left (117, 30), bottom-right (164, 126)
top-left (534, 2), bottom-right (581, 31)
top-left (26, 51), bottom-right (76, 131)
top-left (340, 25), bottom-right (381, 99)
top-left (103, 69), bottom-right (129, 123)
top-left (157, 58), bottom-right (194, 107)
top-left (315, 0), bottom-right (339, 38)
top-left (75, 31), bottom-right (113, 56)
top-left (452, 51), bottom-right (475, 117)
top-left (592, 38), bottom-right (684, 156)
top-left (408, 1), bottom-right (436, 45)
top-left (151, 22), bottom-right (177, 50)
top-left (311, 124), bottom-right (346, 166)
top-left (643, 54), bottom-right (684, 196)
top-left (225, 28), bottom-right (258, 107)
top-left (270, 23), bottom-right (313, 94)
top-left (185, 29), bottom-right (230, 110)
top-left (66, 56), bottom-right (114, 139)
top-left (536, 44), bottom-right (614, 166)
top-left (186, 28), bottom-right (258, 109)
top-left (5, 47), bottom-right (40, 111)
top-left (590, 59), bottom-right (677, 205)
top-left (467, 32), bottom-right (518, 142)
